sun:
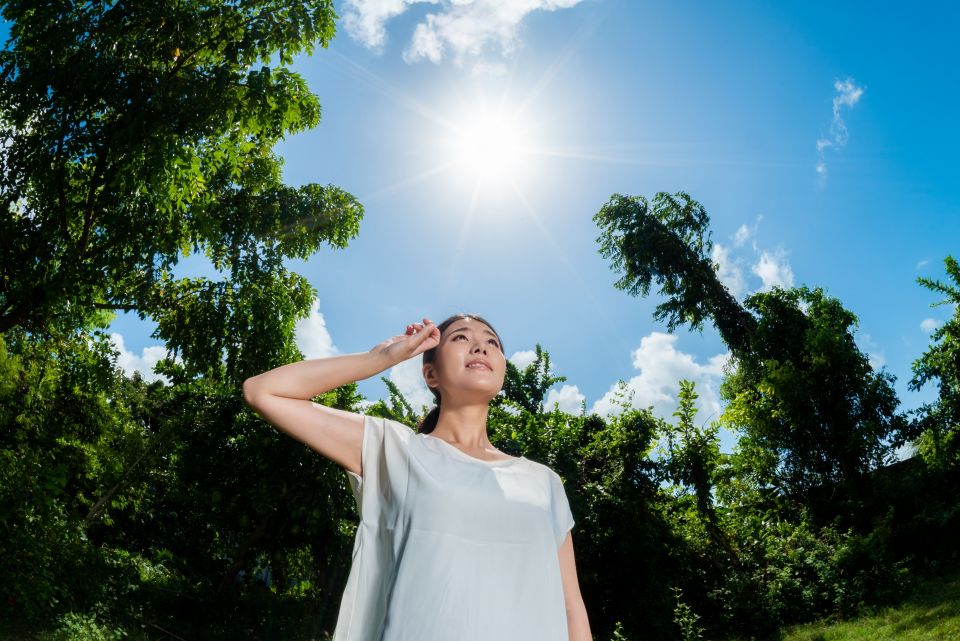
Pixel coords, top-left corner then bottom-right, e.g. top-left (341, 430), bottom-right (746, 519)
top-left (432, 96), bottom-right (539, 196)
top-left (447, 107), bottom-right (531, 184)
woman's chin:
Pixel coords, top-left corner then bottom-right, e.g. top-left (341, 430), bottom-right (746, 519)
top-left (448, 384), bottom-right (501, 405)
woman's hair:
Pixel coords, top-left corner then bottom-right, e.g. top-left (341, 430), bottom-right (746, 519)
top-left (416, 313), bottom-right (504, 434)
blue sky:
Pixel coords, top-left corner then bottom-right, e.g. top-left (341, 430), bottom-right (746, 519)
top-left (91, 0), bottom-right (958, 450)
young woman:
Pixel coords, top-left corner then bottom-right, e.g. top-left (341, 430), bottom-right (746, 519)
top-left (243, 313), bottom-right (592, 641)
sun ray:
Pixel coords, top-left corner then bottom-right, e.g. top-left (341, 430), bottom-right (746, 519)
top-left (522, 146), bottom-right (651, 164)
top-left (326, 49), bottom-right (458, 132)
top-left (504, 175), bottom-right (622, 349)
top-left (512, 4), bottom-right (608, 121)
top-left (359, 159), bottom-right (462, 203)
top-left (441, 177), bottom-right (485, 300)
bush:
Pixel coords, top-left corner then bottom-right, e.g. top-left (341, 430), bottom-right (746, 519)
top-left (53, 612), bottom-right (127, 641)
top-left (709, 509), bottom-right (910, 636)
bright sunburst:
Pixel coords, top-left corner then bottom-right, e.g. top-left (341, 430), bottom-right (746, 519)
top-left (444, 104), bottom-right (534, 186)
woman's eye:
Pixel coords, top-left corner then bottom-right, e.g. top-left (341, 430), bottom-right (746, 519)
top-left (451, 333), bottom-right (499, 349)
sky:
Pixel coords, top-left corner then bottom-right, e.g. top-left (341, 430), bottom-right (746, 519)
top-left (89, 0), bottom-right (958, 451)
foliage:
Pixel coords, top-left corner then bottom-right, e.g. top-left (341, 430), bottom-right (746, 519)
top-left (0, 0), bottom-right (361, 368)
top-left (52, 612), bottom-right (127, 641)
top-left (593, 191), bottom-right (756, 356)
top-left (0, 330), bottom-right (151, 620)
top-left (660, 379), bottom-right (724, 534)
top-left (780, 570), bottom-right (960, 641)
top-left (0, 0), bottom-right (364, 635)
top-left (594, 192), bottom-right (908, 506)
top-left (909, 255), bottom-right (960, 469)
top-left (500, 343), bottom-right (568, 414)
top-left (700, 508), bottom-right (911, 639)
top-left (672, 587), bottom-right (706, 641)
top-left (722, 286), bottom-right (906, 503)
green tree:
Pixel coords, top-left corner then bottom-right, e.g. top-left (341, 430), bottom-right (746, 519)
top-left (661, 379), bottom-right (724, 537)
top-left (499, 343), bottom-right (568, 415)
top-left (909, 255), bottom-right (960, 468)
top-left (0, 1), bottom-right (368, 634)
top-left (0, 329), bottom-right (152, 620)
top-left (0, 0), bottom-right (361, 373)
top-left (721, 286), bottom-right (904, 501)
top-left (593, 191), bottom-right (756, 357)
top-left (593, 192), bottom-right (906, 501)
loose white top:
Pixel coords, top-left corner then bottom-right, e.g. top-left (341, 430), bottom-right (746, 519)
top-left (331, 415), bottom-right (576, 641)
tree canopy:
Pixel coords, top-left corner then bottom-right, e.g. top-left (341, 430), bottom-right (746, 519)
top-left (0, 0), bottom-right (361, 379)
top-left (909, 255), bottom-right (960, 468)
top-left (594, 191), bottom-right (908, 500)
top-left (593, 191), bottom-right (756, 357)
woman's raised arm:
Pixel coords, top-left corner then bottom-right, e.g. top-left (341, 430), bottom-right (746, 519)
top-left (242, 319), bottom-right (439, 477)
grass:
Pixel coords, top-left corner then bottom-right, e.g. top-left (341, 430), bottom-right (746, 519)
top-left (780, 572), bottom-right (960, 641)
top-left (5, 571), bottom-right (958, 641)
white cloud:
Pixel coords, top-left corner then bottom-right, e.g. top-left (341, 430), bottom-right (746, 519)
top-left (712, 243), bottom-right (748, 299)
top-left (921, 318), bottom-right (939, 333)
top-left (712, 216), bottom-right (770, 299)
top-left (342, 0), bottom-right (423, 52)
top-left (388, 354), bottom-right (435, 412)
top-left (733, 223), bottom-right (751, 247)
top-left (732, 215), bottom-right (762, 248)
top-left (294, 298), bottom-right (338, 360)
top-left (589, 332), bottom-right (730, 424)
top-left (828, 79), bottom-right (865, 150)
top-left (509, 349), bottom-right (537, 370)
top-left (109, 333), bottom-right (170, 383)
top-left (343, 0), bottom-right (585, 68)
top-left (916, 259), bottom-right (929, 270)
top-left (816, 77), bottom-right (865, 177)
top-left (544, 384), bottom-right (586, 414)
top-left (857, 332), bottom-right (885, 370)
top-left (751, 247), bottom-right (794, 292)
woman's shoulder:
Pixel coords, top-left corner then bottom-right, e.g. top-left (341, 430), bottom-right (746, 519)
top-left (512, 456), bottom-right (560, 481)
top-left (365, 414), bottom-right (418, 442)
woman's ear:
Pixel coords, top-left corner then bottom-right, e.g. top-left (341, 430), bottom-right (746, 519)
top-left (422, 363), bottom-right (437, 389)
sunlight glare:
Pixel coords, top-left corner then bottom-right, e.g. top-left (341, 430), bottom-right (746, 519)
top-left (452, 110), bottom-right (527, 182)
top-left (437, 98), bottom-right (538, 196)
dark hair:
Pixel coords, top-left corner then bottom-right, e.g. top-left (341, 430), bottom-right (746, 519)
top-left (417, 313), bottom-right (505, 435)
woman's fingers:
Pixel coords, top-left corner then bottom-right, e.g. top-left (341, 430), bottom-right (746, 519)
top-left (393, 319), bottom-right (438, 358)
top-left (414, 321), bottom-right (435, 343)
top-left (405, 319), bottom-right (434, 336)
top-left (401, 320), bottom-right (438, 353)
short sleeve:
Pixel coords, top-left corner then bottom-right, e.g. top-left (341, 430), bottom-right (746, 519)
top-left (344, 415), bottom-right (413, 525)
top-left (549, 470), bottom-right (576, 548)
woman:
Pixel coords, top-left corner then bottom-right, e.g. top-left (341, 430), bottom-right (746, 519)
top-left (243, 313), bottom-right (592, 641)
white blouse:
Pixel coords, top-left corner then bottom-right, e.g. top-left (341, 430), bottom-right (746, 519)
top-left (331, 415), bottom-right (576, 641)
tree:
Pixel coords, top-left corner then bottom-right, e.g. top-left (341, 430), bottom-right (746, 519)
top-left (909, 255), bottom-right (960, 468)
top-left (0, 0), bottom-right (362, 375)
top-left (593, 192), bottom-right (906, 501)
top-left (721, 286), bottom-right (904, 501)
top-left (499, 343), bottom-right (567, 415)
top-left (593, 191), bottom-right (756, 357)
top-left (0, 1), bottom-right (367, 632)
top-left (661, 379), bottom-right (723, 536)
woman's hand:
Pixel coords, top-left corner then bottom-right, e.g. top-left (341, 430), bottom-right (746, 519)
top-left (369, 318), bottom-right (441, 365)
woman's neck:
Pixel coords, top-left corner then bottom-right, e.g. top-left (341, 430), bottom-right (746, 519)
top-left (431, 403), bottom-right (493, 448)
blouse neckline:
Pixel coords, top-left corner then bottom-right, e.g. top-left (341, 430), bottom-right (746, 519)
top-left (418, 433), bottom-right (526, 467)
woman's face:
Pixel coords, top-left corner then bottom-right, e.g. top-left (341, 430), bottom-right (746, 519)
top-left (423, 317), bottom-right (506, 402)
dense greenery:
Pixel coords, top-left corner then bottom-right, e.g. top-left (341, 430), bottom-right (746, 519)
top-left (2, 2), bottom-right (959, 640)
top-left (781, 571), bottom-right (960, 641)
